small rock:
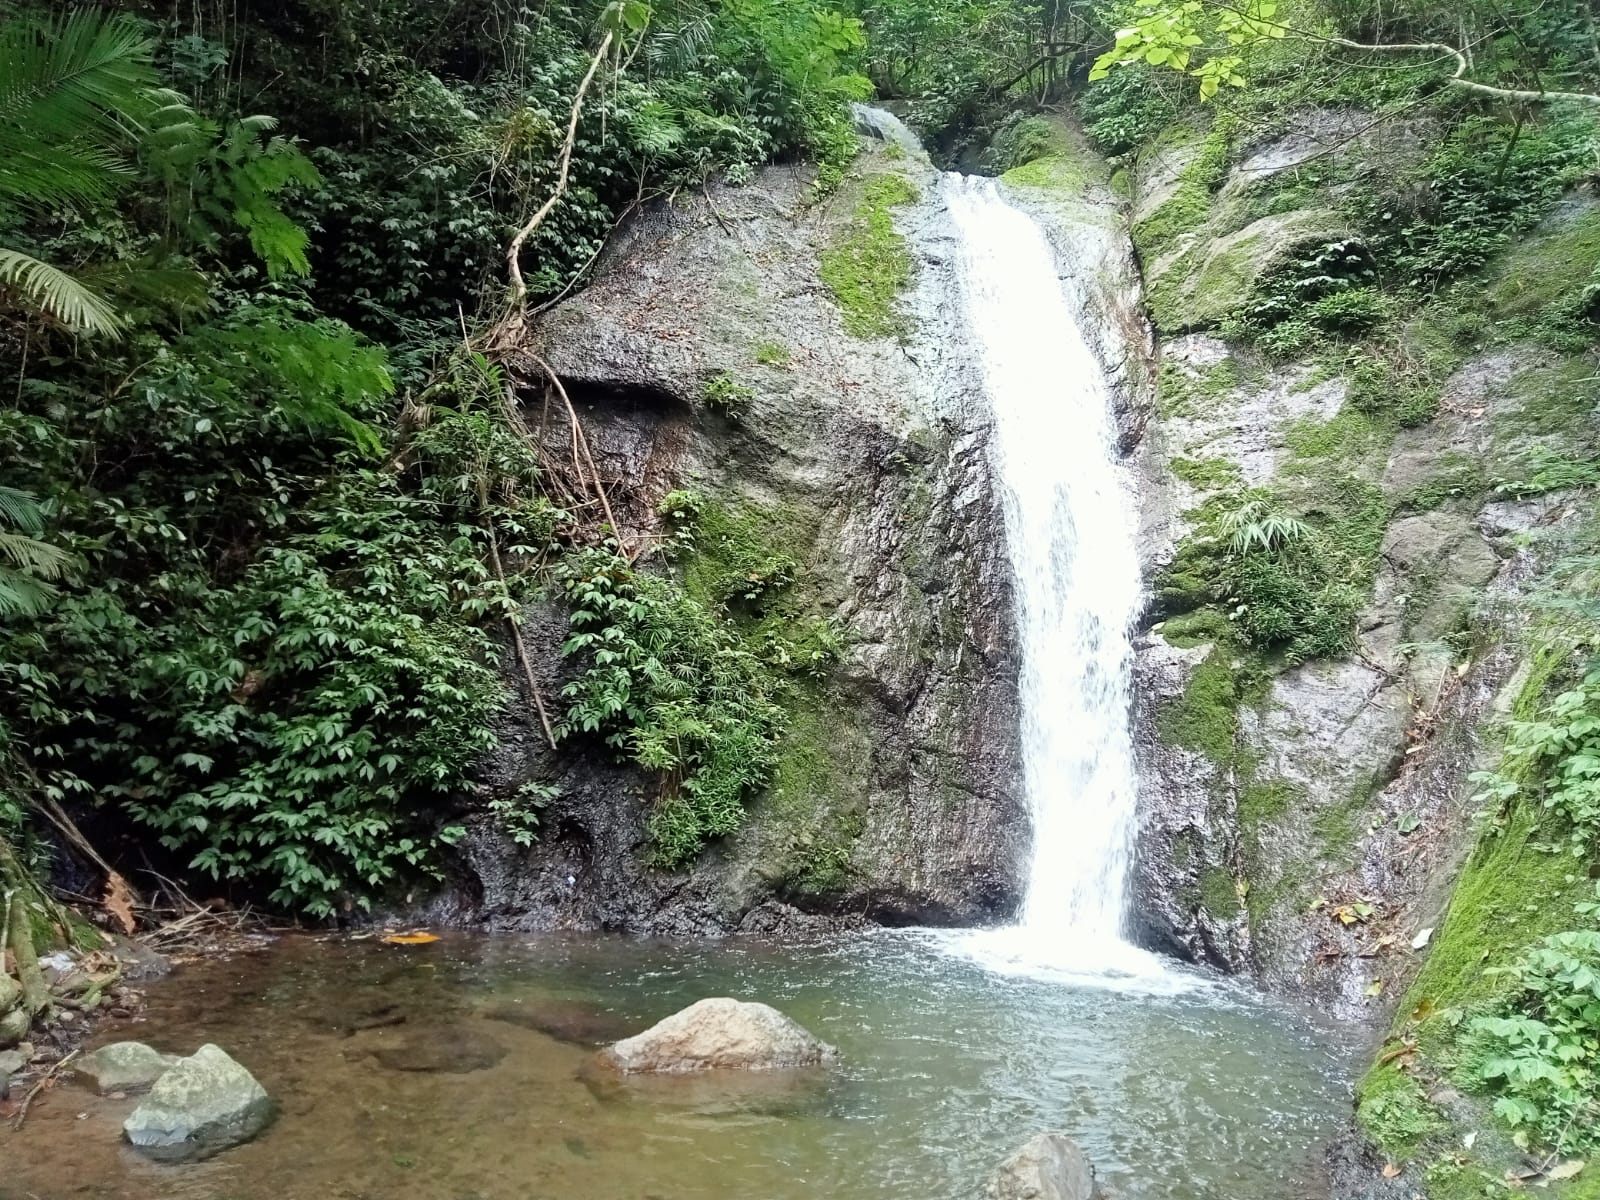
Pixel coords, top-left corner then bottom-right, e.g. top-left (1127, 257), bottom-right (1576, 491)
top-left (0, 1049), bottom-right (24, 1076)
top-left (123, 1044), bottom-right (273, 1163)
top-left (599, 998), bottom-right (836, 1074)
top-left (79, 1042), bottom-right (181, 1096)
top-left (372, 1027), bottom-right (506, 1074)
top-left (986, 1133), bottom-right (1103, 1200)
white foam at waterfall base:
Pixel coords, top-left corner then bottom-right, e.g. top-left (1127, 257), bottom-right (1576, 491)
top-left (936, 174), bottom-right (1199, 996)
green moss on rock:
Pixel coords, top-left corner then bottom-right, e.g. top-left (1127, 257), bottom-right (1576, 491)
top-left (764, 684), bottom-right (871, 896)
top-left (1132, 123), bottom-right (1231, 263)
top-left (1147, 209), bottom-right (1351, 334)
top-left (1486, 204), bottom-right (1600, 323)
top-left (1171, 455), bottom-right (1243, 491)
top-left (820, 173), bottom-right (919, 339)
top-left (1158, 651), bottom-right (1240, 764)
top-left (1201, 865), bottom-right (1243, 920)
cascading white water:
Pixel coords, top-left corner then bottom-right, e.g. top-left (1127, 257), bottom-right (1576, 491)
top-left (942, 175), bottom-right (1179, 988)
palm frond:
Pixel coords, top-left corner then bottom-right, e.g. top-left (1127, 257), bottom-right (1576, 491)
top-left (0, 485), bottom-right (45, 533)
top-left (0, 246), bottom-right (124, 335)
top-left (0, 485), bottom-right (75, 619)
top-left (648, 14), bottom-right (714, 72)
top-left (75, 258), bottom-right (211, 315)
top-left (0, 566), bottom-right (58, 619)
top-left (0, 530), bottom-right (74, 579)
top-left (0, 8), bottom-right (165, 214)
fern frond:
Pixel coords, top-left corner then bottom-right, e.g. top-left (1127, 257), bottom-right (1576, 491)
top-left (0, 246), bottom-right (124, 335)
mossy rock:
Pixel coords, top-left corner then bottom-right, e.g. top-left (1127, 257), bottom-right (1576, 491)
top-left (1485, 197), bottom-right (1600, 323)
top-left (1146, 209), bottom-right (1351, 333)
top-left (819, 171), bottom-right (920, 340)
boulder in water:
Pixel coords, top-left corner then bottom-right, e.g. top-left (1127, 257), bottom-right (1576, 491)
top-left (79, 1041), bottom-right (180, 1095)
top-left (123, 1044), bottom-right (273, 1163)
top-left (985, 1133), bottom-right (1103, 1200)
top-left (599, 997), bottom-right (836, 1074)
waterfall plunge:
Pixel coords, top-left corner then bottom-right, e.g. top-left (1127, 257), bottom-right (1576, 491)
top-left (942, 175), bottom-right (1181, 990)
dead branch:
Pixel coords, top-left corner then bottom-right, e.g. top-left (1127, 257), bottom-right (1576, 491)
top-left (10, 1049), bottom-right (79, 1131)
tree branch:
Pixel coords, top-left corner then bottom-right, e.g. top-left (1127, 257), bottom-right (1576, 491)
top-left (1327, 35), bottom-right (1600, 104)
top-left (504, 30), bottom-right (615, 308)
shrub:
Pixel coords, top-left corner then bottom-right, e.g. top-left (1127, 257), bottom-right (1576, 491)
top-left (1465, 929), bottom-right (1600, 1152)
top-left (555, 549), bottom-right (786, 866)
top-left (702, 372), bottom-right (756, 418)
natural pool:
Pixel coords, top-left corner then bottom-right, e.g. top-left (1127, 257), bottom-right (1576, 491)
top-left (3, 931), bottom-right (1353, 1200)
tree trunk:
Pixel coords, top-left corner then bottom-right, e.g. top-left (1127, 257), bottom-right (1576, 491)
top-left (0, 834), bottom-right (54, 1014)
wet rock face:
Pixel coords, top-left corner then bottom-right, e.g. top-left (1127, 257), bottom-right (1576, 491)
top-left (1122, 109), bottom-right (1589, 1017)
top-left (122, 1044), bottom-right (272, 1163)
top-left (598, 997), bottom-right (836, 1074)
top-left (426, 147), bottom-right (1037, 934)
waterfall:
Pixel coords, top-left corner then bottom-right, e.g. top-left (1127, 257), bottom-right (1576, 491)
top-left (942, 175), bottom-right (1178, 988)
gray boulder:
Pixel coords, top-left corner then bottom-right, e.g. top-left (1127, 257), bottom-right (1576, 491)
top-left (79, 1041), bottom-right (180, 1095)
top-left (0, 1005), bottom-right (30, 1048)
top-left (986, 1133), bottom-right (1103, 1200)
top-left (123, 1044), bottom-right (272, 1162)
top-left (599, 998), bottom-right (836, 1074)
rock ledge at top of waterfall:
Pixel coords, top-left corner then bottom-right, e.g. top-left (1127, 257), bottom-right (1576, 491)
top-left (599, 998), bottom-right (837, 1074)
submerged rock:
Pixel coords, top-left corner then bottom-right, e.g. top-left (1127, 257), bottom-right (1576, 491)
top-left (79, 1041), bottom-right (180, 1095)
top-left (482, 998), bottom-right (633, 1046)
top-left (599, 998), bottom-right (836, 1074)
top-left (123, 1044), bottom-right (272, 1163)
top-left (372, 1026), bottom-right (506, 1073)
top-left (985, 1133), bottom-right (1103, 1200)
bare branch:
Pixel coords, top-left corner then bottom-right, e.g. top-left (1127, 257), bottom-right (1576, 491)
top-left (505, 30), bottom-right (615, 308)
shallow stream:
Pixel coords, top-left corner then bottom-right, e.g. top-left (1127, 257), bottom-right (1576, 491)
top-left (5, 931), bottom-right (1352, 1200)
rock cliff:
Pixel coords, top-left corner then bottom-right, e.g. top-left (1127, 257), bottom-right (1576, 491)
top-left (433, 131), bottom-right (1034, 933)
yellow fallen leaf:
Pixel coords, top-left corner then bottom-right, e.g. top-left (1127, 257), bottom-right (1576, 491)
top-left (1382, 1163), bottom-right (1402, 1179)
top-left (382, 932), bottom-right (440, 945)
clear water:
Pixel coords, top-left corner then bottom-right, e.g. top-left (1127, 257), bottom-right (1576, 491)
top-left (943, 177), bottom-right (1154, 981)
top-left (3, 933), bottom-right (1350, 1200)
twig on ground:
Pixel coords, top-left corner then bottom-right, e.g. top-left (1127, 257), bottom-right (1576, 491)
top-left (10, 1049), bottom-right (79, 1131)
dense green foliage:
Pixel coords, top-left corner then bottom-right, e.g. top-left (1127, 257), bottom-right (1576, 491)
top-left (0, 0), bottom-right (874, 916)
top-left (557, 549), bottom-right (786, 866)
